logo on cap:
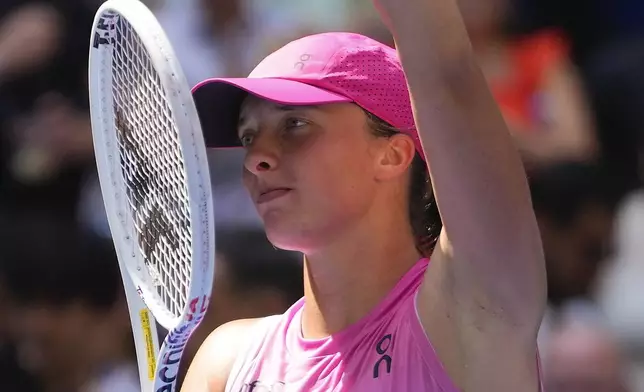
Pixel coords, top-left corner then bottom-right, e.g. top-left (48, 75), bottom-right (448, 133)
top-left (294, 54), bottom-right (312, 71)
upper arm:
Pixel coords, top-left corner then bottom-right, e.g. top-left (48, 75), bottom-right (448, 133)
top-left (181, 318), bottom-right (260, 392)
top-left (412, 58), bottom-right (547, 330)
top-left (402, 27), bottom-right (546, 389)
top-left (377, 2), bottom-right (545, 389)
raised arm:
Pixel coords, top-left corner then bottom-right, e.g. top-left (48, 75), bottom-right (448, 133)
top-left (374, 0), bottom-right (546, 389)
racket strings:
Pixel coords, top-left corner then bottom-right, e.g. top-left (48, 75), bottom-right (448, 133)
top-left (110, 16), bottom-right (191, 320)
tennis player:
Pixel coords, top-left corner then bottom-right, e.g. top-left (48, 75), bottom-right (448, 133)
top-left (184, 0), bottom-right (546, 390)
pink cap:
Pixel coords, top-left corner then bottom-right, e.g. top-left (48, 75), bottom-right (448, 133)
top-left (192, 32), bottom-right (423, 156)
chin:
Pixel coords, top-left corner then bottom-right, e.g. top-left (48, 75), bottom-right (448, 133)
top-left (263, 227), bottom-right (308, 252)
top-left (262, 216), bottom-right (318, 253)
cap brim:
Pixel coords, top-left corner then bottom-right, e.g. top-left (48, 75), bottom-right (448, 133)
top-left (191, 78), bottom-right (352, 148)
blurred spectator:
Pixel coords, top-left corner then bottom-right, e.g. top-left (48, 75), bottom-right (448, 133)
top-left (456, 0), bottom-right (598, 168)
top-left (585, 38), bottom-right (644, 195)
top-left (513, 0), bottom-right (644, 195)
top-left (0, 0), bottom-right (97, 218)
top-left (530, 162), bottom-right (619, 307)
top-left (0, 273), bottom-right (40, 392)
top-left (351, 0), bottom-right (600, 167)
top-left (543, 320), bottom-right (631, 392)
top-left (513, 0), bottom-right (644, 67)
top-left (0, 214), bottom-right (138, 392)
top-left (528, 162), bottom-right (620, 349)
top-left (156, 0), bottom-right (298, 86)
top-left (0, 3), bottom-right (62, 80)
top-left (597, 189), bottom-right (644, 389)
top-left (178, 227), bottom-right (303, 388)
top-left (598, 190), bottom-right (644, 352)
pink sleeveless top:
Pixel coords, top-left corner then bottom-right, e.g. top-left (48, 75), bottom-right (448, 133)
top-left (224, 258), bottom-right (461, 391)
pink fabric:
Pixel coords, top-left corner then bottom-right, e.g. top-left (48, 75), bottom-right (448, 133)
top-left (224, 258), bottom-right (460, 391)
top-left (192, 32), bottom-right (424, 157)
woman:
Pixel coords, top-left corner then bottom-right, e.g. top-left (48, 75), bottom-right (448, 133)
top-left (457, 0), bottom-right (597, 167)
top-left (184, 0), bottom-right (546, 391)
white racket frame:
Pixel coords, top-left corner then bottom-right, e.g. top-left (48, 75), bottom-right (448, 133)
top-left (88, 0), bottom-right (215, 391)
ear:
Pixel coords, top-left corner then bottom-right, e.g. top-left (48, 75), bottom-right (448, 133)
top-left (374, 133), bottom-right (416, 181)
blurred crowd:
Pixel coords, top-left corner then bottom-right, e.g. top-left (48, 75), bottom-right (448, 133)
top-left (0, 0), bottom-right (642, 391)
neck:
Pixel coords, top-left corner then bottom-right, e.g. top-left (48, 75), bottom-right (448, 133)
top-left (301, 211), bottom-right (421, 339)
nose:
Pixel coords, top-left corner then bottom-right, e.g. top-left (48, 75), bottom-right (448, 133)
top-left (243, 135), bottom-right (279, 175)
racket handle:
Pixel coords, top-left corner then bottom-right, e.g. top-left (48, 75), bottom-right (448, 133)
top-left (121, 271), bottom-right (161, 392)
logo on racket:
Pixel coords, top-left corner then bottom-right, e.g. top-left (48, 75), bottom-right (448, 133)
top-left (92, 12), bottom-right (116, 48)
top-left (114, 109), bottom-right (183, 288)
top-left (155, 296), bottom-right (209, 392)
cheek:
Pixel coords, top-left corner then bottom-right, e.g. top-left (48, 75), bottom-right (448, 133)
top-left (296, 147), bottom-right (374, 210)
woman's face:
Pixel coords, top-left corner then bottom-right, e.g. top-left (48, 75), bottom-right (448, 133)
top-left (238, 96), bottom-right (412, 252)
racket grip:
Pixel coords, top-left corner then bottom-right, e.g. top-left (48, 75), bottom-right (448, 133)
top-left (121, 270), bottom-right (161, 392)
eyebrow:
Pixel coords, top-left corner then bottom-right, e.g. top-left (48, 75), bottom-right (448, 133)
top-left (237, 104), bottom-right (320, 133)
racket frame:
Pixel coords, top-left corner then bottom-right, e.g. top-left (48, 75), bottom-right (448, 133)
top-left (88, 0), bottom-right (215, 390)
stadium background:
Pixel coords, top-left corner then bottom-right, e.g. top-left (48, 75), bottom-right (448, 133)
top-left (0, 0), bottom-right (643, 390)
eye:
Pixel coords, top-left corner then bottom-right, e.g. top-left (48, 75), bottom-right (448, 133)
top-left (239, 132), bottom-right (254, 147)
top-left (284, 117), bottom-right (308, 130)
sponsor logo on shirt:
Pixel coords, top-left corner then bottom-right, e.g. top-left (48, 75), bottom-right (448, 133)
top-left (373, 333), bottom-right (393, 378)
top-left (241, 380), bottom-right (286, 391)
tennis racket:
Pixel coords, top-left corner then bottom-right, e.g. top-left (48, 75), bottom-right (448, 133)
top-left (88, 0), bottom-right (215, 391)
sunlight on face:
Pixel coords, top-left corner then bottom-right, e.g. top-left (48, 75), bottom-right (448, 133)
top-left (237, 96), bottom-right (383, 253)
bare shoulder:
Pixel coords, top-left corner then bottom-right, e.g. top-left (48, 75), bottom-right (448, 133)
top-left (181, 318), bottom-right (263, 392)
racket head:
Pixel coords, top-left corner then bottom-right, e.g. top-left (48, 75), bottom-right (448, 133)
top-left (88, 0), bottom-right (215, 331)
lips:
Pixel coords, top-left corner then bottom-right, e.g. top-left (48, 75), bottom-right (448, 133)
top-left (256, 187), bottom-right (292, 204)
